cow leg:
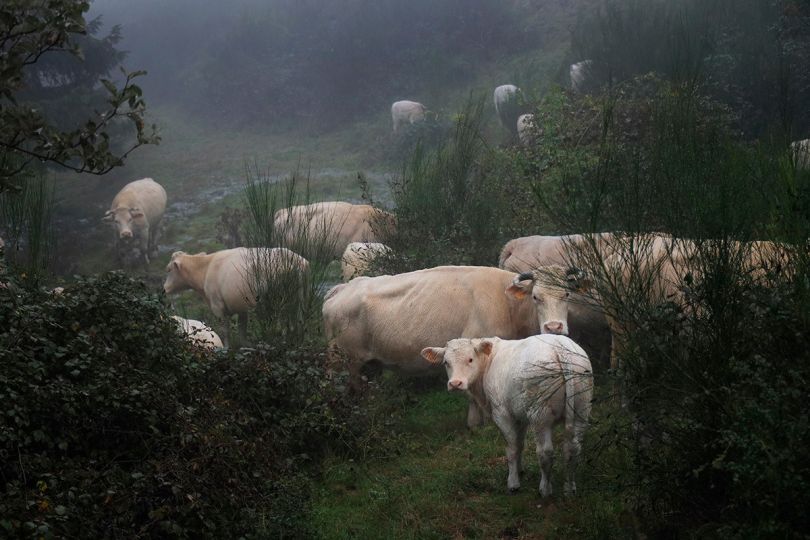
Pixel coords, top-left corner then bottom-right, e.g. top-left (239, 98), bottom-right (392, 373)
top-left (492, 410), bottom-right (523, 493)
top-left (534, 422), bottom-right (555, 497)
top-left (139, 234), bottom-right (150, 266)
top-left (149, 221), bottom-right (162, 258)
top-left (563, 422), bottom-right (584, 497)
top-left (466, 401), bottom-right (485, 429)
top-left (238, 312), bottom-right (248, 346)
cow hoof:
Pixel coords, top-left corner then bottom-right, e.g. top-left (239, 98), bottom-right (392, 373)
top-left (508, 486), bottom-right (520, 495)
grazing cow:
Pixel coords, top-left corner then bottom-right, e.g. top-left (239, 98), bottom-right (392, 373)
top-left (570, 60), bottom-right (594, 93)
top-left (514, 235), bottom-right (789, 371)
top-left (516, 114), bottom-right (535, 146)
top-left (323, 265), bottom-right (583, 427)
top-left (172, 315), bottom-right (223, 350)
top-left (792, 139), bottom-right (810, 170)
top-left (422, 335), bottom-right (593, 496)
top-left (103, 178), bottom-right (167, 265)
top-left (508, 234), bottom-right (688, 370)
top-left (391, 100), bottom-right (427, 133)
top-left (164, 247), bottom-right (309, 347)
top-left (274, 201), bottom-right (395, 259)
top-left (494, 84), bottom-right (522, 135)
top-left (499, 234), bottom-right (614, 368)
top-left (340, 242), bottom-right (392, 281)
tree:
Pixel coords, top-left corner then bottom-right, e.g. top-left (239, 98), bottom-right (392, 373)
top-left (0, 0), bottom-right (159, 192)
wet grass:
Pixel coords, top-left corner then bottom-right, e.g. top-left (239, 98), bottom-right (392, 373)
top-left (310, 384), bottom-right (631, 539)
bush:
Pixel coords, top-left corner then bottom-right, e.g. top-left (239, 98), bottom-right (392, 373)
top-left (380, 96), bottom-right (510, 271)
top-left (0, 271), bottom-right (376, 538)
top-left (519, 63), bottom-right (810, 534)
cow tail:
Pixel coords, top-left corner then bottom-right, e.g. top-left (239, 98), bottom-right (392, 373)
top-left (561, 348), bottom-right (578, 437)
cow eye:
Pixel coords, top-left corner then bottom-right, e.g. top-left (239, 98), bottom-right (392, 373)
top-left (565, 291), bottom-right (571, 298)
top-left (467, 358), bottom-right (473, 364)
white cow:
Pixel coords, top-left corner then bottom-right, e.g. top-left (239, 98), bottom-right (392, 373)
top-left (164, 247), bottom-right (309, 347)
top-left (494, 84), bottom-right (522, 135)
top-left (517, 114), bottom-right (535, 146)
top-left (172, 315), bottom-right (223, 350)
top-left (391, 100), bottom-right (427, 133)
top-left (274, 202), bottom-right (396, 259)
top-left (340, 242), bottom-right (392, 281)
top-left (792, 139), bottom-right (810, 170)
top-left (103, 178), bottom-right (167, 265)
top-left (499, 233), bottom-right (614, 368)
top-left (570, 60), bottom-right (594, 93)
top-left (422, 335), bottom-right (593, 496)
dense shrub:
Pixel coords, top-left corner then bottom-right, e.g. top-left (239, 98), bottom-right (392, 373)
top-left (571, 0), bottom-right (810, 138)
top-left (0, 271), bottom-right (374, 538)
top-left (518, 61), bottom-right (810, 534)
top-left (378, 96), bottom-right (510, 271)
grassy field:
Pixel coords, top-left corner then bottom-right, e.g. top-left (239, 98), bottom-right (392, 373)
top-left (310, 381), bottom-right (632, 539)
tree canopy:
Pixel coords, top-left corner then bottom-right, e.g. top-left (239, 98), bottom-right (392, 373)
top-left (0, 0), bottom-right (158, 191)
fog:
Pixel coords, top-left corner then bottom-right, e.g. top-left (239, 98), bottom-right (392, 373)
top-left (87, 0), bottom-right (550, 130)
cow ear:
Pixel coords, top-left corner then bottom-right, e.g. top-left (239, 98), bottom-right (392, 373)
top-left (475, 340), bottom-right (493, 357)
top-left (506, 283), bottom-right (528, 299)
top-left (102, 211), bottom-right (114, 223)
top-left (506, 272), bottom-right (534, 299)
top-left (421, 347), bottom-right (445, 364)
top-left (566, 267), bottom-right (592, 293)
top-left (130, 207), bottom-right (145, 219)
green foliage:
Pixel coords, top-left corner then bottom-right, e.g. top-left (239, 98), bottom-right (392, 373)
top-left (0, 0), bottom-right (159, 190)
top-left (571, 0), bottom-right (810, 137)
top-left (382, 96), bottom-right (508, 270)
top-left (0, 174), bottom-right (55, 285)
top-left (0, 271), bottom-right (377, 538)
top-left (243, 168), bottom-right (341, 345)
top-left (524, 68), bottom-right (810, 535)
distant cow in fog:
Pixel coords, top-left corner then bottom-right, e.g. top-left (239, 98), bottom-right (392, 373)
top-left (103, 178), bottom-right (167, 265)
top-left (494, 84), bottom-right (522, 135)
top-left (172, 315), bottom-right (223, 350)
top-left (274, 201), bottom-right (396, 259)
top-left (570, 60), bottom-right (593, 93)
top-left (792, 139), bottom-right (810, 170)
top-left (391, 100), bottom-right (427, 133)
top-left (340, 242), bottom-right (392, 281)
top-left (517, 114), bottom-right (535, 146)
top-left (163, 247), bottom-right (309, 347)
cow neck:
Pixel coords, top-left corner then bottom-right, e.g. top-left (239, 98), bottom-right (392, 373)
top-left (180, 253), bottom-right (215, 294)
top-left (509, 292), bottom-right (539, 338)
top-left (468, 347), bottom-right (496, 415)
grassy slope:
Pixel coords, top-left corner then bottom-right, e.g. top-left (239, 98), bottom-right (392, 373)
top-left (46, 3), bottom-right (615, 534)
top-left (311, 386), bottom-right (630, 539)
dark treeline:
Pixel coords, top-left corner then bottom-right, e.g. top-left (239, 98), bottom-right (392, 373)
top-left (92, 0), bottom-right (544, 128)
top-left (571, 0), bottom-right (810, 137)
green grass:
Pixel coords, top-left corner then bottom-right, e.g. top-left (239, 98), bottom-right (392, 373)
top-left (310, 384), bottom-right (631, 539)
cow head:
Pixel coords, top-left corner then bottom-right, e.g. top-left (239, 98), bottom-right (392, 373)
top-left (103, 207), bottom-right (146, 240)
top-left (163, 251), bottom-right (190, 294)
top-left (421, 338), bottom-right (494, 392)
top-left (505, 265), bottom-right (591, 336)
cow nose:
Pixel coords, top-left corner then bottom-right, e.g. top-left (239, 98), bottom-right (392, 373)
top-left (120, 230), bottom-right (132, 239)
top-left (448, 379), bottom-right (463, 391)
top-left (543, 321), bottom-right (565, 334)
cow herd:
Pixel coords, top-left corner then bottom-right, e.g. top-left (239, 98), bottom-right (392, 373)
top-left (97, 79), bottom-right (808, 496)
top-left (391, 60), bottom-right (596, 142)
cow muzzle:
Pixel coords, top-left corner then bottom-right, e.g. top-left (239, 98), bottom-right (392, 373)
top-left (542, 321), bottom-right (568, 335)
top-left (120, 230), bottom-right (133, 239)
top-left (448, 379), bottom-right (465, 391)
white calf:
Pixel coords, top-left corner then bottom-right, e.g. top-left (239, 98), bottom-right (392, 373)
top-left (422, 335), bottom-right (593, 496)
